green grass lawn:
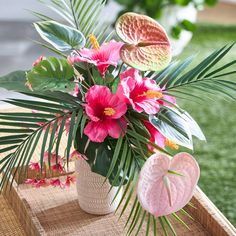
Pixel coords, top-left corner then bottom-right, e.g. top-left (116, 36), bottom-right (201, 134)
top-left (177, 24), bottom-right (236, 226)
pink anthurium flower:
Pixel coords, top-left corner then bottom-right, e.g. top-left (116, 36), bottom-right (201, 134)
top-left (117, 68), bottom-right (163, 114)
top-left (137, 152), bottom-right (200, 217)
top-left (84, 85), bottom-right (127, 142)
top-left (69, 36), bottom-right (123, 76)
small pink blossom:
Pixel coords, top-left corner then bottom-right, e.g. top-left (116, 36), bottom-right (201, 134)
top-left (70, 150), bottom-right (88, 161)
top-left (84, 85), bottom-right (127, 142)
top-left (50, 178), bottom-right (63, 188)
top-left (44, 152), bottom-right (63, 166)
top-left (69, 39), bottom-right (123, 76)
top-left (117, 68), bottom-right (163, 114)
top-left (64, 175), bottom-right (76, 188)
top-left (52, 163), bottom-right (64, 173)
top-left (25, 178), bottom-right (48, 188)
top-left (29, 162), bottom-right (40, 172)
top-left (70, 83), bottom-right (80, 97)
top-left (32, 56), bottom-right (46, 67)
top-left (25, 178), bottom-right (37, 185)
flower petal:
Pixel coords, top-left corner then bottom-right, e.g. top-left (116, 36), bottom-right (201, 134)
top-left (106, 118), bottom-right (127, 139)
top-left (84, 121), bottom-right (108, 142)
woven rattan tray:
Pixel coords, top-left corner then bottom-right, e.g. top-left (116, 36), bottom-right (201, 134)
top-left (0, 108), bottom-right (236, 235)
top-left (2, 170), bottom-right (236, 236)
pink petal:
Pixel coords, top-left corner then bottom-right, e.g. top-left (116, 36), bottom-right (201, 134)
top-left (99, 40), bottom-right (124, 62)
top-left (84, 121), bottom-right (108, 143)
top-left (135, 99), bottom-right (160, 114)
top-left (85, 85), bottom-right (113, 105)
top-left (106, 118), bottom-right (127, 139)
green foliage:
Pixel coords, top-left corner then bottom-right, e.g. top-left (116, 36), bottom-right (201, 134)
top-left (0, 71), bottom-right (29, 92)
top-left (150, 44), bottom-right (236, 101)
top-left (34, 0), bottom-right (113, 50)
top-left (0, 91), bottom-right (82, 192)
top-left (26, 57), bottom-right (75, 92)
top-left (34, 20), bottom-right (86, 51)
top-left (149, 107), bottom-right (205, 150)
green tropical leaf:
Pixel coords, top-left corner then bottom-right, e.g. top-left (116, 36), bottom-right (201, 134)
top-left (0, 70), bottom-right (28, 92)
top-left (149, 107), bottom-right (205, 149)
top-left (154, 44), bottom-right (236, 101)
top-left (26, 57), bottom-right (75, 92)
top-left (0, 92), bottom-right (82, 189)
top-left (34, 20), bottom-right (86, 51)
top-left (34, 0), bottom-right (112, 48)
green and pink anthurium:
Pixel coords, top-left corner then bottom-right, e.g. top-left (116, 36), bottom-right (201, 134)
top-left (137, 152), bottom-right (200, 217)
top-left (69, 36), bottom-right (124, 77)
top-left (84, 85), bottom-right (127, 142)
top-left (115, 12), bottom-right (172, 71)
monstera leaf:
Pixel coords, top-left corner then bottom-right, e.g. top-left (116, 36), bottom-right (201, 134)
top-left (34, 21), bottom-right (86, 51)
top-left (137, 152), bottom-right (200, 217)
top-left (115, 12), bottom-right (172, 71)
top-left (26, 57), bottom-right (75, 92)
top-left (149, 107), bottom-right (206, 149)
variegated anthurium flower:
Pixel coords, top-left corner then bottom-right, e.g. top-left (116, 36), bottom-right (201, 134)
top-left (115, 12), bottom-right (172, 71)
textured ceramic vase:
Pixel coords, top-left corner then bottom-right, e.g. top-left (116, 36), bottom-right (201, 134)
top-left (75, 159), bottom-right (123, 215)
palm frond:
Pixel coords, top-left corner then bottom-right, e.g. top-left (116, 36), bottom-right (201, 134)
top-left (34, 0), bottom-right (112, 49)
top-left (152, 44), bottom-right (236, 101)
top-left (0, 91), bottom-right (82, 191)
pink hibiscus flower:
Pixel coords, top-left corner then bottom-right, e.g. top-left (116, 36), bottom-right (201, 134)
top-left (159, 85), bottom-right (176, 107)
top-left (69, 37), bottom-right (123, 76)
top-left (144, 121), bottom-right (179, 150)
top-left (144, 121), bottom-right (166, 150)
top-left (117, 68), bottom-right (163, 114)
top-left (84, 85), bottom-right (127, 142)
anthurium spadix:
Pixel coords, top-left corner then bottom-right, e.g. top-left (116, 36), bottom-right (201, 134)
top-left (137, 152), bottom-right (200, 217)
top-left (115, 12), bottom-right (172, 71)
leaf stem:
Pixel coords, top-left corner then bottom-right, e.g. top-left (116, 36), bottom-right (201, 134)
top-left (70, 0), bottom-right (79, 30)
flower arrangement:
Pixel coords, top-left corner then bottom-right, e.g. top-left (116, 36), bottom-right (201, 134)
top-left (0, 0), bottom-right (235, 235)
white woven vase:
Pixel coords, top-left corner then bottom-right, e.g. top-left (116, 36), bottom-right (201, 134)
top-left (75, 159), bottom-right (123, 215)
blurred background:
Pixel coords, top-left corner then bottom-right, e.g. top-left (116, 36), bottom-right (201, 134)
top-left (0, 0), bottom-right (236, 226)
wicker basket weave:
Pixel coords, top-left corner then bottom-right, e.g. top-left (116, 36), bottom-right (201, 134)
top-left (75, 159), bottom-right (123, 215)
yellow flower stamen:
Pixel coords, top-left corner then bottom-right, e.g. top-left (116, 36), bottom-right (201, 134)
top-left (104, 107), bottom-right (115, 116)
top-left (165, 139), bottom-right (179, 150)
top-left (144, 90), bottom-right (163, 99)
top-left (89, 34), bottom-right (100, 50)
